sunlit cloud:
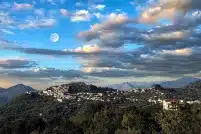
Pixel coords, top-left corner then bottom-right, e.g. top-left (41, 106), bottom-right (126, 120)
top-left (160, 48), bottom-right (193, 56)
top-left (71, 10), bottom-right (91, 22)
top-left (138, 0), bottom-right (201, 24)
top-left (65, 44), bottom-right (102, 53)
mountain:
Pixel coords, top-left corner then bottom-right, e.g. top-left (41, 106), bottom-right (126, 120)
top-left (160, 77), bottom-right (200, 88)
top-left (185, 80), bottom-right (201, 89)
top-left (109, 77), bottom-right (200, 90)
top-left (109, 81), bottom-right (160, 90)
top-left (110, 82), bottom-right (134, 91)
top-left (0, 84), bottom-right (36, 105)
top-left (0, 88), bottom-right (5, 93)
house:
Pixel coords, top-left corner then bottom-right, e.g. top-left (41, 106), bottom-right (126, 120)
top-left (57, 99), bottom-right (63, 102)
top-left (163, 99), bottom-right (178, 111)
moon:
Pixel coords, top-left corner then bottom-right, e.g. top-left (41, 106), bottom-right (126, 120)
top-left (50, 33), bottom-right (59, 43)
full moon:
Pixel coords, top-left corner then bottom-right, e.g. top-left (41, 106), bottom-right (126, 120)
top-left (50, 33), bottom-right (59, 43)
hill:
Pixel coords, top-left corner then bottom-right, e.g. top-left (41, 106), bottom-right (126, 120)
top-left (0, 92), bottom-right (162, 134)
top-left (0, 84), bottom-right (36, 105)
top-left (0, 88), bottom-right (5, 93)
top-left (47, 82), bottom-right (115, 93)
top-left (0, 88), bottom-right (201, 134)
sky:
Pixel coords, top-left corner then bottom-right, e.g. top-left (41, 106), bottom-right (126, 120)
top-left (1, 0), bottom-right (201, 89)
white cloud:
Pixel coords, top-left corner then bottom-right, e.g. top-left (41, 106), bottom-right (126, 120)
top-left (60, 9), bottom-right (69, 16)
top-left (0, 12), bottom-right (14, 25)
top-left (138, 0), bottom-right (201, 24)
top-left (78, 13), bottom-right (128, 41)
top-left (64, 44), bottom-right (102, 53)
top-left (160, 48), bottom-right (193, 56)
top-left (45, 0), bottom-right (66, 5)
top-left (71, 10), bottom-right (91, 22)
top-left (92, 4), bottom-right (105, 10)
top-left (19, 18), bottom-right (56, 29)
top-left (12, 2), bottom-right (33, 11)
top-left (0, 29), bottom-right (15, 35)
top-left (93, 13), bottom-right (104, 19)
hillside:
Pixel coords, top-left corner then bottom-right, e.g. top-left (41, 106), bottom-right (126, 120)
top-left (47, 82), bottom-right (115, 93)
top-left (0, 84), bottom-right (36, 105)
top-left (0, 88), bottom-right (201, 134)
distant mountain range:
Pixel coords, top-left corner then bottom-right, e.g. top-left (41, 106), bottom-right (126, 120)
top-left (109, 81), bottom-right (161, 90)
top-left (185, 80), bottom-right (201, 89)
top-left (160, 77), bottom-right (201, 88)
top-left (0, 84), bottom-right (36, 105)
top-left (109, 77), bottom-right (201, 90)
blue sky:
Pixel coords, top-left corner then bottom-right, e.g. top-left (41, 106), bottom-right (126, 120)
top-left (1, 0), bottom-right (201, 89)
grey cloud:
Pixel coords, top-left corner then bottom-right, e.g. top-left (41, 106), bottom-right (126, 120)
top-left (1, 43), bottom-right (126, 57)
top-left (87, 69), bottom-right (156, 78)
top-left (0, 67), bottom-right (153, 79)
top-left (0, 59), bottom-right (37, 69)
top-left (79, 46), bottom-right (201, 77)
top-left (4, 68), bottom-right (83, 79)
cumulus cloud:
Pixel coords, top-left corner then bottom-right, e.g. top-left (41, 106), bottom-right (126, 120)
top-left (139, 0), bottom-right (201, 24)
top-left (71, 10), bottom-right (91, 22)
top-left (2, 0), bottom-right (201, 81)
top-left (60, 9), bottom-right (91, 22)
top-left (78, 13), bottom-right (129, 42)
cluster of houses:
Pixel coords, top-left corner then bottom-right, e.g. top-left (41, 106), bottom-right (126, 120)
top-left (163, 99), bottom-right (201, 111)
top-left (38, 84), bottom-right (201, 111)
top-left (40, 89), bottom-right (107, 102)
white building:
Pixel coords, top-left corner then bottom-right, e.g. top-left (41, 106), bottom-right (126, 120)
top-left (163, 99), bottom-right (178, 111)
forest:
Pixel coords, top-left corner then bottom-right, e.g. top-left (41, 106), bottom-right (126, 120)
top-left (0, 92), bottom-right (201, 134)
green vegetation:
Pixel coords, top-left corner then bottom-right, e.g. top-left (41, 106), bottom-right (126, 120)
top-left (0, 92), bottom-right (201, 134)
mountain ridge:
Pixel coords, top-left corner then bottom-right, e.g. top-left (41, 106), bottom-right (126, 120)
top-left (0, 84), bottom-right (36, 105)
top-left (160, 77), bottom-right (200, 88)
